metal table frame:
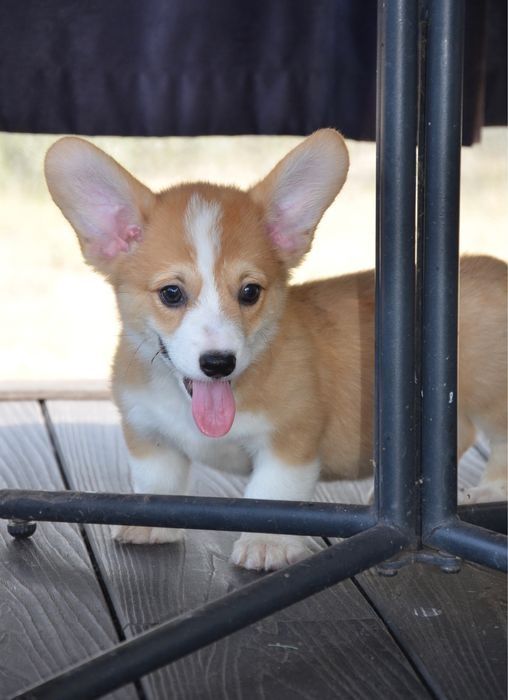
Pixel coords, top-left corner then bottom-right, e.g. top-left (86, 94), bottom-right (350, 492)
top-left (1, 2), bottom-right (506, 698)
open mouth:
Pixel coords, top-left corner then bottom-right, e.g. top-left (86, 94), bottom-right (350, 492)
top-left (182, 377), bottom-right (233, 398)
top-left (157, 336), bottom-right (235, 438)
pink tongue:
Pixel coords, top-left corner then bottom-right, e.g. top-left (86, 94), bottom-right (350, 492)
top-left (191, 380), bottom-right (236, 438)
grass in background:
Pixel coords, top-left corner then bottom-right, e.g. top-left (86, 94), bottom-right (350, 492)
top-left (0, 129), bottom-right (506, 381)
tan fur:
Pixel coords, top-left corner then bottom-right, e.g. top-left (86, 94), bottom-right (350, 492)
top-left (242, 257), bottom-right (507, 478)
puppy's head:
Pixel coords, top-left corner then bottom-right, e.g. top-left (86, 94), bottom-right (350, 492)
top-left (45, 131), bottom-right (348, 436)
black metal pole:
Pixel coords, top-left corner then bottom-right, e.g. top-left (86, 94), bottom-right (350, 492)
top-left (458, 502), bottom-right (507, 535)
top-left (0, 490), bottom-right (374, 537)
top-left (417, 0), bottom-right (508, 572)
top-left (3, 493), bottom-right (505, 540)
top-left (15, 526), bottom-right (407, 700)
top-left (428, 521), bottom-right (507, 572)
top-left (374, 0), bottom-right (419, 534)
top-left (420, 0), bottom-right (464, 534)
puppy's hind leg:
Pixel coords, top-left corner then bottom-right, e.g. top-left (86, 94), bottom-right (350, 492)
top-left (459, 405), bottom-right (507, 504)
top-left (113, 432), bottom-right (190, 544)
top-left (462, 437), bottom-right (507, 504)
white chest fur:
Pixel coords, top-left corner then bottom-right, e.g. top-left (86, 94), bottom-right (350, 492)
top-left (119, 370), bottom-right (271, 475)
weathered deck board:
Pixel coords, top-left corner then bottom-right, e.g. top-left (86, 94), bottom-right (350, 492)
top-left (355, 562), bottom-right (507, 700)
top-left (46, 400), bottom-right (430, 699)
top-left (0, 401), bottom-right (136, 699)
top-left (0, 380), bottom-right (110, 401)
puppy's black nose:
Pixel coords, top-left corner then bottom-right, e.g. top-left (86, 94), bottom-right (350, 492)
top-left (199, 352), bottom-right (236, 378)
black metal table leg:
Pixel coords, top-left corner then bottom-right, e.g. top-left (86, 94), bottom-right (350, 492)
top-left (418, 0), bottom-right (507, 573)
top-left (0, 490), bottom-right (375, 537)
top-left (420, 0), bottom-right (464, 536)
top-left (374, 0), bottom-right (419, 536)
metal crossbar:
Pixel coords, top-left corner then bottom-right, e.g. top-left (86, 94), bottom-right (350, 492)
top-left (1, 1), bottom-right (506, 698)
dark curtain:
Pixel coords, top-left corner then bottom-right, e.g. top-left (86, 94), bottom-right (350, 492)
top-left (0, 0), bottom-right (505, 143)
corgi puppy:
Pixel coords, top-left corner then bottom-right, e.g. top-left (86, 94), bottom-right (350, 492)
top-left (44, 130), bottom-right (507, 571)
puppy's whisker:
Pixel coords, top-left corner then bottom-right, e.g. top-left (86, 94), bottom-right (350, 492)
top-left (122, 337), bottom-right (150, 378)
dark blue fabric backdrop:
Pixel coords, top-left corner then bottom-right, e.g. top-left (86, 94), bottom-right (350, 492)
top-left (0, 0), bottom-right (505, 142)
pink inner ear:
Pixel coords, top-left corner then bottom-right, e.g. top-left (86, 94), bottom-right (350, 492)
top-left (89, 225), bottom-right (143, 260)
top-left (94, 225), bottom-right (142, 259)
top-left (84, 192), bottom-right (143, 261)
top-left (268, 223), bottom-right (304, 253)
top-left (266, 200), bottom-right (310, 256)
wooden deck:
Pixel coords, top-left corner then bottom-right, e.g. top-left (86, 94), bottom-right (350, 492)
top-left (0, 395), bottom-right (506, 700)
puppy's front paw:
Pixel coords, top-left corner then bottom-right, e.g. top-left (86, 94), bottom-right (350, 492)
top-left (460, 479), bottom-right (507, 504)
top-left (231, 533), bottom-right (312, 571)
top-left (112, 524), bottom-right (185, 545)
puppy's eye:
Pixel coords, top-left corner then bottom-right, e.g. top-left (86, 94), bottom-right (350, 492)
top-left (239, 283), bottom-right (262, 306)
top-left (159, 285), bottom-right (185, 307)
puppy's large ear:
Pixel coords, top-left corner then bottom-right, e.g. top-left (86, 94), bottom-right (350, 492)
top-left (250, 129), bottom-right (349, 267)
top-left (45, 137), bottom-right (155, 273)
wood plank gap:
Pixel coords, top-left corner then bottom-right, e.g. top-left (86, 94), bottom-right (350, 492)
top-left (320, 535), bottom-right (438, 698)
top-left (354, 562), bottom-right (506, 699)
top-left (39, 400), bottom-right (146, 700)
top-left (0, 402), bottom-right (137, 699)
top-left (350, 573), bottom-right (441, 700)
